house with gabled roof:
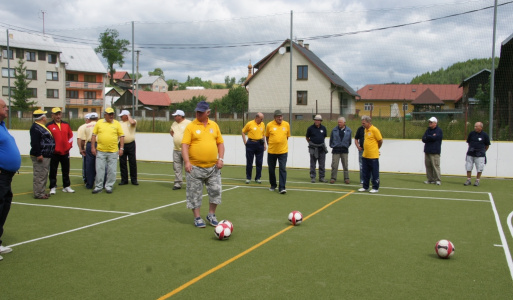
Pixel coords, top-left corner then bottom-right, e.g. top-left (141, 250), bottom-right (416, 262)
top-left (114, 90), bottom-right (170, 111)
top-left (107, 71), bottom-right (132, 89)
top-left (244, 39), bottom-right (359, 120)
top-left (356, 84), bottom-right (463, 119)
top-left (495, 32), bottom-right (513, 138)
top-left (459, 69), bottom-right (491, 106)
top-left (137, 76), bottom-right (168, 92)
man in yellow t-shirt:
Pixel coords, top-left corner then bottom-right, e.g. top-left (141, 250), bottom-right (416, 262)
top-left (182, 101), bottom-right (225, 228)
top-left (118, 110), bottom-right (138, 186)
top-left (91, 107), bottom-right (124, 194)
top-left (242, 112), bottom-right (266, 184)
top-left (358, 115), bottom-right (383, 194)
top-left (265, 110), bottom-right (290, 194)
top-left (170, 109), bottom-right (191, 190)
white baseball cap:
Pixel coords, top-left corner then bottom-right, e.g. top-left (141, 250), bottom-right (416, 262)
top-left (84, 113), bottom-right (91, 119)
top-left (172, 110), bottom-right (185, 116)
top-left (428, 117), bottom-right (437, 123)
top-left (89, 112), bottom-right (99, 119)
top-left (118, 110), bottom-right (130, 117)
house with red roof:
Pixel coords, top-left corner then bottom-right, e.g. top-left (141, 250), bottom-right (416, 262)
top-left (114, 90), bottom-right (171, 111)
top-left (107, 71), bottom-right (133, 89)
top-left (244, 39), bottom-right (359, 120)
top-left (166, 89), bottom-right (229, 104)
top-left (356, 84), bottom-right (463, 119)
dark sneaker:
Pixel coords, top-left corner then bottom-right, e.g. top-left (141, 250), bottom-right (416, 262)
top-left (463, 179), bottom-right (472, 186)
top-left (206, 214), bottom-right (218, 226)
top-left (474, 181), bottom-right (480, 186)
top-left (194, 217), bottom-right (206, 228)
top-left (279, 189), bottom-right (287, 194)
top-left (92, 189), bottom-right (102, 194)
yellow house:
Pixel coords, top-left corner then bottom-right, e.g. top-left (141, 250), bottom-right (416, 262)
top-left (356, 84), bottom-right (463, 119)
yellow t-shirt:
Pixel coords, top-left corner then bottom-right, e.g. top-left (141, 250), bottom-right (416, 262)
top-left (80, 121), bottom-right (97, 142)
top-left (182, 118), bottom-right (224, 168)
top-left (171, 119), bottom-right (191, 151)
top-left (92, 119), bottom-right (124, 153)
top-left (242, 120), bottom-right (265, 140)
top-left (121, 120), bottom-right (137, 143)
top-left (265, 120), bottom-right (290, 154)
top-left (77, 123), bottom-right (87, 141)
top-left (362, 125), bottom-right (383, 159)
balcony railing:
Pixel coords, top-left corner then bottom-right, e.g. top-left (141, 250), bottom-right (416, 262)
top-left (66, 98), bottom-right (104, 106)
top-left (66, 81), bottom-right (104, 90)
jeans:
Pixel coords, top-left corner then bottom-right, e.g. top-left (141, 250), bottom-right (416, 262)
top-left (268, 153), bottom-right (287, 191)
top-left (95, 151), bottom-right (118, 190)
top-left (362, 157), bottom-right (380, 190)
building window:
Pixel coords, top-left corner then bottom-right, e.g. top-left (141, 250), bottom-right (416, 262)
top-left (297, 65), bottom-right (308, 80)
top-left (67, 73), bottom-right (78, 81)
top-left (2, 68), bottom-right (15, 78)
top-left (341, 98), bottom-right (348, 108)
top-left (28, 88), bottom-right (37, 98)
top-left (48, 53), bottom-right (57, 64)
top-left (16, 49), bottom-right (24, 59)
top-left (2, 49), bottom-right (14, 59)
top-left (66, 90), bottom-right (78, 98)
top-left (84, 91), bottom-right (96, 99)
top-left (364, 103), bottom-right (374, 111)
top-left (38, 51), bottom-right (46, 61)
top-left (84, 74), bottom-right (96, 83)
top-left (46, 71), bottom-right (58, 81)
top-left (47, 89), bottom-right (59, 98)
top-left (2, 87), bottom-right (13, 96)
top-left (25, 51), bottom-right (36, 61)
top-left (295, 115), bottom-right (303, 120)
top-left (297, 91), bottom-right (308, 105)
top-left (26, 70), bottom-right (37, 80)
top-left (402, 103), bottom-right (408, 111)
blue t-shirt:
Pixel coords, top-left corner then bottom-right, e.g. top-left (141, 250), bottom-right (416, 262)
top-left (0, 121), bottom-right (21, 172)
top-left (466, 130), bottom-right (490, 157)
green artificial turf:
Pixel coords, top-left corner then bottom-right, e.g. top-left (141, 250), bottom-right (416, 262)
top-left (1, 157), bottom-right (512, 299)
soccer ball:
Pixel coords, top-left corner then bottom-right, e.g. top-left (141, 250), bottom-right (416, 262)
top-left (214, 223), bottom-right (232, 240)
top-left (288, 210), bottom-right (303, 226)
top-left (435, 239), bottom-right (455, 258)
top-left (219, 220), bottom-right (234, 233)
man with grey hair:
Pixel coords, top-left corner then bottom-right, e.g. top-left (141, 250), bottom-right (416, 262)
top-left (464, 121), bottom-right (490, 186)
top-left (358, 115), bottom-right (383, 193)
top-left (422, 116), bottom-right (443, 185)
top-left (329, 116), bottom-right (352, 184)
top-left (170, 109), bottom-right (191, 190)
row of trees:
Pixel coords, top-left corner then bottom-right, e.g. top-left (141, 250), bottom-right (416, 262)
top-left (169, 86), bottom-right (248, 114)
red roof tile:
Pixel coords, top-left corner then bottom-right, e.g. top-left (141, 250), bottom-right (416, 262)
top-left (357, 84), bottom-right (462, 102)
top-left (128, 90), bottom-right (171, 106)
top-left (166, 89), bottom-right (229, 104)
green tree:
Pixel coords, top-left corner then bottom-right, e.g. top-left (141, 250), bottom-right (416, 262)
top-left (167, 79), bottom-right (179, 91)
top-left (149, 68), bottom-right (164, 79)
top-left (211, 86), bottom-right (248, 113)
top-left (12, 59), bottom-right (36, 111)
top-left (238, 76), bottom-right (247, 84)
top-left (474, 81), bottom-right (490, 110)
top-left (95, 29), bottom-right (130, 85)
top-left (410, 58), bottom-right (499, 84)
top-left (224, 76), bottom-right (236, 89)
top-left (169, 95), bottom-right (207, 112)
top-left (178, 76), bottom-right (212, 90)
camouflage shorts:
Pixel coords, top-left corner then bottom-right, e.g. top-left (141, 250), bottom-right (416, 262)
top-left (185, 165), bottom-right (222, 209)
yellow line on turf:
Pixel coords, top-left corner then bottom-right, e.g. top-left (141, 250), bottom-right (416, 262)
top-left (157, 190), bottom-right (356, 299)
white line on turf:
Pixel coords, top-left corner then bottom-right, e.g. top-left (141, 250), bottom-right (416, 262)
top-left (12, 202), bottom-right (134, 215)
top-left (508, 211), bottom-right (513, 239)
top-left (488, 193), bottom-right (513, 281)
top-left (7, 186), bottom-right (240, 249)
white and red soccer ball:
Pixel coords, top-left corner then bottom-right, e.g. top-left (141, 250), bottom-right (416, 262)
top-left (214, 220), bottom-right (233, 240)
top-left (288, 211), bottom-right (303, 226)
top-left (435, 239), bottom-right (455, 258)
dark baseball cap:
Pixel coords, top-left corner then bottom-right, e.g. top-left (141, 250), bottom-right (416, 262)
top-left (195, 101), bottom-right (209, 112)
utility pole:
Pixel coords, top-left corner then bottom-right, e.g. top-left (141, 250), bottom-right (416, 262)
top-left (136, 50), bottom-right (140, 111)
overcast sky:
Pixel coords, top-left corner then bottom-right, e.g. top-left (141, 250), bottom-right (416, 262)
top-left (1, 0), bottom-right (512, 90)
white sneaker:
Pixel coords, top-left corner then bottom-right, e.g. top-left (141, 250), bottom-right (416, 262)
top-left (436, 181), bottom-right (441, 185)
top-left (0, 255), bottom-right (2, 261)
top-left (369, 189), bottom-right (379, 193)
top-left (50, 187), bottom-right (56, 195)
top-left (62, 187), bottom-right (75, 193)
top-left (0, 245), bottom-right (12, 254)
top-left (358, 188), bottom-right (367, 192)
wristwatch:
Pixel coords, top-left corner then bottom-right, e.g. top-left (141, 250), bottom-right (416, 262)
top-left (120, 148), bottom-right (124, 150)
top-left (218, 158), bottom-right (224, 161)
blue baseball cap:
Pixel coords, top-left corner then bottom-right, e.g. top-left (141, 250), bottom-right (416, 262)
top-left (195, 101), bottom-right (209, 112)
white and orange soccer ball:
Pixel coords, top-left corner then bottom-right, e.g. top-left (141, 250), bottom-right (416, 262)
top-left (435, 239), bottom-right (455, 258)
top-left (288, 210), bottom-right (303, 226)
top-left (214, 223), bottom-right (232, 240)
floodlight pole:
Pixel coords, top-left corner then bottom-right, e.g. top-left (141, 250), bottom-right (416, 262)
top-left (489, 0), bottom-right (498, 140)
top-left (289, 10), bottom-right (293, 127)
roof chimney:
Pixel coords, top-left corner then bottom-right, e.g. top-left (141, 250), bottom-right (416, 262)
top-left (304, 44), bottom-right (309, 50)
top-left (298, 39), bottom-right (304, 47)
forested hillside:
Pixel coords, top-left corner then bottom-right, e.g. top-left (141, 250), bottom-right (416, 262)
top-left (410, 58), bottom-right (499, 84)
